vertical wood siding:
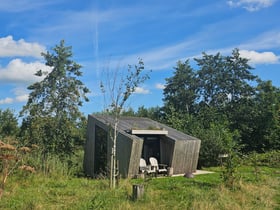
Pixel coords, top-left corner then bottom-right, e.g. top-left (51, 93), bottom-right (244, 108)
top-left (116, 133), bottom-right (133, 178)
top-left (128, 137), bottom-right (143, 177)
top-left (83, 116), bottom-right (96, 176)
top-left (160, 136), bottom-right (175, 166)
top-left (172, 140), bottom-right (201, 174)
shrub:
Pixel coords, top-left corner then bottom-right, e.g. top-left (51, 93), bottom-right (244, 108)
top-left (195, 123), bottom-right (240, 167)
top-left (256, 150), bottom-right (280, 167)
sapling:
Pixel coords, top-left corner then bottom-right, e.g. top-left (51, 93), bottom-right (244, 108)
top-left (220, 140), bottom-right (241, 189)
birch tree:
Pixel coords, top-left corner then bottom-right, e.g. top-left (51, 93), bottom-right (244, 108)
top-left (100, 58), bottom-right (149, 188)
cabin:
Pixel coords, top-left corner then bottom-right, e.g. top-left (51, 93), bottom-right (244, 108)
top-left (83, 115), bottom-right (201, 178)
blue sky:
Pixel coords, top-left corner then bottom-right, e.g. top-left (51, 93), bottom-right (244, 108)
top-left (0, 0), bottom-right (280, 118)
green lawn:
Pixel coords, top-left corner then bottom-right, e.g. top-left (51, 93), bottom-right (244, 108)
top-left (0, 166), bottom-right (279, 210)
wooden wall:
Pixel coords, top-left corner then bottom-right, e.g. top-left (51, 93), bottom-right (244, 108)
top-left (83, 115), bottom-right (96, 177)
top-left (116, 132), bottom-right (143, 178)
top-left (172, 140), bottom-right (201, 174)
top-left (160, 136), bottom-right (175, 166)
top-left (127, 136), bottom-right (143, 177)
top-left (84, 115), bottom-right (143, 178)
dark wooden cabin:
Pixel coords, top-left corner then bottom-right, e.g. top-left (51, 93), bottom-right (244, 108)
top-left (83, 115), bottom-right (201, 178)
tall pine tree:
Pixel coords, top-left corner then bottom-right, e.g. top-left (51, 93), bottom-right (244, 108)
top-left (20, 40), bottom-right (89, 156)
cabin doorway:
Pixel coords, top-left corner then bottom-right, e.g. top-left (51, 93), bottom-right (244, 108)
top-left (141, 136), bottom-right (160, 162)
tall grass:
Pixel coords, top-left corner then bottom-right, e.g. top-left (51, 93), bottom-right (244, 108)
top-left (0, 167), bottom-right (279, 209)
top-left (23, 149), bottom-right (85, 178)
top-left (0, 150), bottom-right (279, 209)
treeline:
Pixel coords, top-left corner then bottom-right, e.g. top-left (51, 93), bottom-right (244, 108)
top-left (122, 49), bottom-right (280, 167)
top-left (1, 45), bottom-right (279, 169)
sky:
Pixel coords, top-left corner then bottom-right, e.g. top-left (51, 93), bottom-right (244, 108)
top-left (0, 0), bottom-right (280, 119)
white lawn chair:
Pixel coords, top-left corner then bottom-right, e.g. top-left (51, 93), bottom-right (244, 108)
top-left (139, 158), bottom-right (155, 175)
top-left (149, 157), bottom-right (168, 175)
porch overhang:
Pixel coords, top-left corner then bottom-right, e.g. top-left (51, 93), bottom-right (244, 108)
top-left (131, 129), bottom-right (168, 135)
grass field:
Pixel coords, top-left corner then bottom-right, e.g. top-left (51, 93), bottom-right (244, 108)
top-left (0, 166), bottom-right (279, 210)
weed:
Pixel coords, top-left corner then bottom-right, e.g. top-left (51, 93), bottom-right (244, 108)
top-left (0, 137), bottom-right (35, 198)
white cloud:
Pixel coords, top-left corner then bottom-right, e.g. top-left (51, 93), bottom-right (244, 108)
top-left (0, 97), bottom-right (13, 105)
top-left (239, 50), bottom-right (279, 64)
top-left (13, 87), bottom-right (29, 102)
top-left (0, 87), bottom-right (29, 105)
top-left (155, 83), bottom-right (165, 90)
top-left (0, 36), bottom-right (45, 58)
top-left (133, 87), bottom-right (150, 94)
top-left (0, 0), bottom-right (60, 13)
top-left (109, 39), bottom-right (200, 71)
top-left (239, 31), bottom-right (280, 50)
top-left (0, 59), bottom-right (52, 84)
top-left (227, 0), bottom-right (276, 11)
top-left (102, 29), bottom-right (280, 72)
top-left (0, 95), bottom-right (28, 105)
top-left (15, 94), bottom-right (29, 102)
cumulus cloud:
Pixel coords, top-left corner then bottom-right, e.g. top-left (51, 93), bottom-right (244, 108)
top-left (239, 50), bottom-right (279, 64)
top-left (13, 87), bottom-right (29, 102)
top-left (15, 94), bottom-right (29, 102)
top-left (0, 87), bottom-right (29, 105)
top-left (0, 58), bottom-right (52, 84)
top-left (0, 36), bottom-right (45, 58)
top-left (155, 83), bottom-right (165, 90)
top-left (133, 87), bottom-right (150, 94)
top-left (227, 0), bottom-right (276, 11)
top-left (0, 97), bottom-right (13, 105)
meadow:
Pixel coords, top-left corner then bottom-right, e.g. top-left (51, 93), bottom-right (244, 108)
top-left (0, 164), bottom-right (279, 210)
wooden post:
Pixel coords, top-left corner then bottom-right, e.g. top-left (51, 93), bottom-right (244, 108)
top-left (167, 167), bottom-right (173, 176)
top-left (132, 184), bottom-right (145, 200)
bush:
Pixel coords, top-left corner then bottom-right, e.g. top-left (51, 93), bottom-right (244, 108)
top-left (246, 150), bottom-right (280, 168)
top-left (195, 123), bottom-right (239, 167)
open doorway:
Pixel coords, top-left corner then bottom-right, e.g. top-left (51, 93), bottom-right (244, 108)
top-left (141, 136), bottom-right (160, 163)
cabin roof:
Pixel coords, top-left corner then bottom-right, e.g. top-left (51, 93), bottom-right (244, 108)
top-left (90, 114), bottom-right (200, 141)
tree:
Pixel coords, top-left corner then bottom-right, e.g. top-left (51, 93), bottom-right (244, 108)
top-left (100, 58), bottom-right (149, 188)
top-left (120, 107), bottom-right (135, 116)
top-left (224, 49), bottom-right (256, 102)
top-left (136, 106), bottom-right (163, 121)
top-left (195, 52), bottom-right (226, 106)
top-left (0, 109), bottom-right (18, 138)
top-left (234, 80), bottom-right (280, 152)
top-left (195, 49), bottom-right (257, 108)
top-left (161, 49), bottom-right (280, 167)
top-left (161, 49), bottom-right (261, 167)
top-left (163, 60), bottom-right (197, 115)
top-left (20, 40), bottom-right (89, 157)
top-left (192, 49), bottom-right (261, 152)
top-left (254, 80), bottom-right (280, 151)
